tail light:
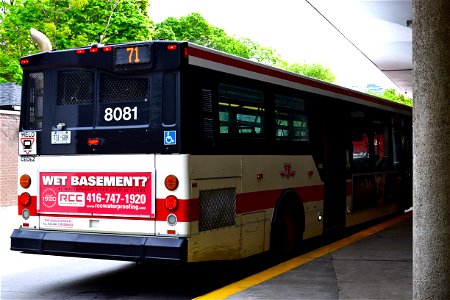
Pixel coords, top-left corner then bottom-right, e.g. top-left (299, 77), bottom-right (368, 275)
top-left (164, 175), bottom-right (179, 191)
top-left (20, 174), bottom-right (31, 188)
top-left (19, 192), bottom-right (31, 207)
top-left (167, 44), bottom-right (177, 51)
top-left (164, 195), bottom-right (178, 211)
top-left (87, 138), bottom-right (100, 146)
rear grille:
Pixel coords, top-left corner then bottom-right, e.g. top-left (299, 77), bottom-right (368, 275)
top-left (100, 74), bottom-right (149, 103)
top-left (57, 71), bottom-right (94, 105)
top-left (199, 188), bottom-right (236, 232)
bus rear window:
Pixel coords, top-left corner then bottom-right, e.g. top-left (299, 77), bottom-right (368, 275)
top-left (23, 72), bottom-right (44, 130)
top-left (97, 73), bottom-right (150, 127)
top-left (100, 73), bottom-right (149, 103)
top-left (57, 71), bottom-right (94, 105)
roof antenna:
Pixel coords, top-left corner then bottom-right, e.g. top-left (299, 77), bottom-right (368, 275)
top-left (30, 28), bottom-right (52, 52)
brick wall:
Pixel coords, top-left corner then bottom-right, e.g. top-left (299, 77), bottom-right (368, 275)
top-left (0, 110), bottom-right (20, 207)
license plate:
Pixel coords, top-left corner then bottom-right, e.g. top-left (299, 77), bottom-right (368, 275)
top-left (51, 131), bottom-right (71, 144)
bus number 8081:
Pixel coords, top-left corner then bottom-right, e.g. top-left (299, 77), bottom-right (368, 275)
top-left (104, 106), bottom-right (138, 122)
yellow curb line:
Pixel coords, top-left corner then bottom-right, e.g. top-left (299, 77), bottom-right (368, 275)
top-left (193, 212), bottom-right (411, 300)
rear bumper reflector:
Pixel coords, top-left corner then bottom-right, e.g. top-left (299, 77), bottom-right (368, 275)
top-left (10, 229), bottom-right (187, 262)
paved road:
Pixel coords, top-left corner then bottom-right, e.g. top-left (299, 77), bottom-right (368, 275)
top-left (0, 206), bottom-right (270, 299)
top-left (3, 206), bottom-right (412, 299)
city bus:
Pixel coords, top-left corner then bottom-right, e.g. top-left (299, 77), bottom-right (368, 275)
top-left (11, 39), bottom-right (412, 263)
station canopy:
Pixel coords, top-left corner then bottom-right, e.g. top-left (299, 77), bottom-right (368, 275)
top-left (309, 0), bottom-right (412, 97)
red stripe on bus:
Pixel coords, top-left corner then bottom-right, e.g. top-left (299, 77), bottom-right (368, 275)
top-left (188, 46), bottom-right (411, 113)
top-left (156, 185), bottom-right (325, 222)
top-left (237, 185), bottom-right (325, 214)
top-left (155, 198), bottom-right (191, 222)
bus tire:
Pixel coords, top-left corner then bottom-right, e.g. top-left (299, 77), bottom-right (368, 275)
top-left (270, 192), bottom-right (305, 260)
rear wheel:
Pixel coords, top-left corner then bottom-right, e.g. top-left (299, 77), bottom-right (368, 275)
top-left (270, 198), bottom-right (304, 260)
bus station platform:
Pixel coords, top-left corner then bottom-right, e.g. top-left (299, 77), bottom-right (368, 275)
top-left (196, 212), bottom-right (412, 300)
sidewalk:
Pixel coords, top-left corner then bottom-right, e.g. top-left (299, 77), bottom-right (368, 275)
top-left (197, 213), bottom-right (412, 300)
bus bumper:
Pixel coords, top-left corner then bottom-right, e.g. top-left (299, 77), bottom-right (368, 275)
top-left (10, 229), bottom-right (187, 263)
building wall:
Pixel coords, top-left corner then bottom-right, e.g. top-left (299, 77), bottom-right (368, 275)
top-left (0, 110), bottom-right (20, 206)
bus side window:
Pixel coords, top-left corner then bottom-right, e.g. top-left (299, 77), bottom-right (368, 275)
top-left (219, 103), bottom-right (231, 134)
top-left (352, 130), bottom-right (370, 169)
top-left (373, 126), bottom-right (390, 170)
top-left (351, 126), bottom-right (391, 171)
top-left (275, 94), bottom-right (309, 142)
top-left (218, 83), bottom-right (264, 137)
top-left (391, 116), bottom-right (410, 169)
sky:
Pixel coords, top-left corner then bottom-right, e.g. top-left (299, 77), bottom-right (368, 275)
top-left (148, 0), bottom-right (400, 92)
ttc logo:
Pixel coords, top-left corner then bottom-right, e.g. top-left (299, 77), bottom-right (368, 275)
top-left (280, 163), bottom-right (296, 179)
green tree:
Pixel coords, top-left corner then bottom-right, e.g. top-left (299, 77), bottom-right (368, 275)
top-left (0, 0), bottom-right (153, 84)
top-left (154, 13), bottom-right (255, 59)
top-left (154, 13), bottom-right (335, 83)
top-left (283, 62), bottom-right (336, 83)
top-left (373, 89), bottom-right (413, 106)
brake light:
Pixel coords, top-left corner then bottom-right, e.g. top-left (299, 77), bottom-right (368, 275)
top-left (164, 195), bottom-right (178, 211)
top-left (164, 175), bottom-right (179, 191)
top-left (76, 49), bottom-right (85, 54)
top-left (89, 47), bottom-right (99, 53)
top-left (20, 174), bottom-right (32, 188)
top-left (167, 44), bottom-right (177, 51)
top-left (87, 138), bottom-right (100, 146)
top-left (19, 192), bottom-right (31, 207)
top-left (103, 46), bottom-right (112, 52)
top-left (20, 59), bottom-right (29, 65)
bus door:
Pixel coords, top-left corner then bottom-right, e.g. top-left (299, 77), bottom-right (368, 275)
top-left (322, 102), bottom-right (348, 233)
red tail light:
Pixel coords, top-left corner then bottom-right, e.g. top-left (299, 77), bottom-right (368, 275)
top-left (87, 138), bottom-right (100, 146)
top-left (164, 195), bottom-right (178, 211)
top-left (76, 49), bottom-right (85, 54)
top-left (19, 192), bottom-right (31, 207)
top-left (167, 44), bottom-right (177, 51)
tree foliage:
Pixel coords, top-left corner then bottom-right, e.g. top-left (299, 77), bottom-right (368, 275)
top-left (368, 89), bottom-right (413, 106)
top-left (284, 63), bottom-right (336, 83)
top-left (0, 0), bottom-right (153, 84)
top-left (154, 13), bottom-right (265, 62)
top-left (3, 3), bottom-right (399, 103)
top-left (154, 13), bottom-right (336, 83)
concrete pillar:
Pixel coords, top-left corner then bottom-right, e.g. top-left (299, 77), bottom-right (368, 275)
top-left (412, 1), bottom-right (450, 298)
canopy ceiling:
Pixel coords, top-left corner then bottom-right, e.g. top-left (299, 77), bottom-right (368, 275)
top-left (309, 0), bottom-right (413, 97)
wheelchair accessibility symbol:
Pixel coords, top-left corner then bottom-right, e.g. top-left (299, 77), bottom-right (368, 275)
top-left (164, 131), bottom-right (176, 145)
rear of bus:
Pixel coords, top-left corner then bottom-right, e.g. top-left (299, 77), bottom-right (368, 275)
top-left (11, 41), bottom-right (190, 262)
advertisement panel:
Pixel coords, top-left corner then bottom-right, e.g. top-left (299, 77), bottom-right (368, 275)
top-left (39, 171), bottom-right (154, 218)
